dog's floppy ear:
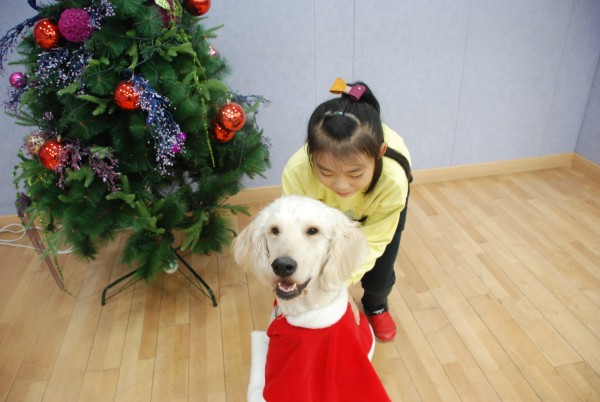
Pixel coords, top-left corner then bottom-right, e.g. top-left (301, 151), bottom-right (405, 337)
top-left (232, 214), bottom-right (270, 279)
top-left (319, 213), bottom-right (369, 290)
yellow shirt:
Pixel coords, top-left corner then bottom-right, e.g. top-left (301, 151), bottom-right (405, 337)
top-left (282, 124), bottom-right (411, 283)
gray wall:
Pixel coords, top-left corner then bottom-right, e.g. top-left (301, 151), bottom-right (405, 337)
top-left (577, 55), bottom-right (600, 164)
top-left (0, 4), bottom-right (37, 215)
top-left (1, 1), bottom-right (599, 215)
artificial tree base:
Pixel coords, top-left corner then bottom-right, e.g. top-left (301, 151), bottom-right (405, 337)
top-left (101, 247), bottom-right (218, 306)
top-left (17, 202), bottom-right (217, 307)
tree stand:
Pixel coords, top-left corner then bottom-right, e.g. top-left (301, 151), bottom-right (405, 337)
top-left (101, 247), bottom-right (218, 306)
top-left (17, 198), bottom-right (218, 307)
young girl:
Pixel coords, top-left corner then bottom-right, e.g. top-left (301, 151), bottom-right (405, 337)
top-left (282, 78), bottom-right (412, 342)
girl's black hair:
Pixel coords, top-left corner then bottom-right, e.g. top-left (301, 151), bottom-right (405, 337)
top-left (306, 81), bottom-right (412, 195)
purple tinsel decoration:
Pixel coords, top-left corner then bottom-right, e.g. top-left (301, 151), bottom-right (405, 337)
top-left (230, 93), bottom-right (271, 109)
top-left (34, 44), bottom-right (91, 90)
top-left (132, 75), bottom-right (184, 174)
top-left (89, 150), bottom-right (120, 193)
top-left (86, 0), bottom-right (116, 29)
top-left (56, 141), bottom-right (119, 193)
top-left (16, 192), bottom-right (32, 217)
top-left (157, 0), bottom-right (179, 27)
top-left (3, 85), bottom-right (27, 114)
top-left (0, 15), bottom-right (40, 73)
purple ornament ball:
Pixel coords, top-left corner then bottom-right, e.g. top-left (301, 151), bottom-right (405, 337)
top-left (58, 8), bottom-right (94, 43)
top-left (9, 72), bottom-right (27, 89)
top-left (172, 132), bottom-right (187, 154)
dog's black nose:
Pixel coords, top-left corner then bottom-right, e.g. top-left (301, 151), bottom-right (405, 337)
top-left (271, 257), bottom-right (297, 278)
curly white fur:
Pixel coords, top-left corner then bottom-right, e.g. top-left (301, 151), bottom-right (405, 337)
top-left (232, 195), bottom-right (368, 318)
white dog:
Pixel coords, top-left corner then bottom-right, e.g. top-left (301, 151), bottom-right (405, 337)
top-left (232, 195), bottom-right (390, 402)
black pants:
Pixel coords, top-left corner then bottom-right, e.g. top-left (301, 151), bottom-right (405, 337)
top-left (361, 190), bottom-right (409, 313)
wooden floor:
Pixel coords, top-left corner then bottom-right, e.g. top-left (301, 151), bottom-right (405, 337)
top-left (1, 165), bottom-right (599, 401)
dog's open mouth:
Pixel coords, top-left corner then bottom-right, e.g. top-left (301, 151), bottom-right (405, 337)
top-left (275, 279), bottom-right (311, 300)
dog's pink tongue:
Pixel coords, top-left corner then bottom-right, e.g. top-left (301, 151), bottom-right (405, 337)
top-left (278, 282), bottom-right (297, 292)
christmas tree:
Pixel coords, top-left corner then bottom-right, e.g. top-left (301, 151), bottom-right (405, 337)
top-left (1, 0), bottom-right (270, 281)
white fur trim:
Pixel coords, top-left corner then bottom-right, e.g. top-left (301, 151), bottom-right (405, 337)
top-left (286, 287), bottom-right (348, 329)
top-left (367, 324), bottom-right (376, 361)
top-left (248, 331), bottom-right (269, 402)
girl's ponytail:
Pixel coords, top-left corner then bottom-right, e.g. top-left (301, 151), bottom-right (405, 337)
top-left (342, 81), bottom-right (412, 183)
top-left (384, 147), bottom-right (413, 183)
top-left (341, 81), bottom-right (380, 114)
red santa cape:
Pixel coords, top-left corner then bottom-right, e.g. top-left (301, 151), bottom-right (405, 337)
top-left (248, 287), bottom-right (390, 402)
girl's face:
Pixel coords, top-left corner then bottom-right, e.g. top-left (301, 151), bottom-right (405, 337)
top-left (313, 149), bottom-right (382, 197)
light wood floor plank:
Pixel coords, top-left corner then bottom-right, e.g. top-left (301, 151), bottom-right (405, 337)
top-left (188, 252), bottom-right (226, 402)
top-left (413, 307), bottom-right (500, 401)
top-left (0, 165), bottom-right (598, 401)
top-left (79, 368), bottom-right (119, 402)
top-left (114, 282), bottom-right (155, 402)
top-left (0, 269), bottom-right (56, 401)
top-left (9, 277), bottom-right (77, 398)
top-left (219, 283), bottom-right (253, 402)
top-left (433, 287), bottom-right (542, 402)
top-left (388, 282), bottom-right (462, 402)
top-left (469, 293), bottom-right (581, 401)
top-left (394, 249), bottom-right (440, 312)
top-left (151, 323), bottom-right (189, 402)
top-left (0, 251), bottom-right (41, 329)
top-left (556, 361), bottom-right (600, 401)
top-left (41, 240), bottom-right (119, 402)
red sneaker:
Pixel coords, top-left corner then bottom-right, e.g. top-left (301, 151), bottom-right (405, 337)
top-left (367, 311), bottom-right (397, 342)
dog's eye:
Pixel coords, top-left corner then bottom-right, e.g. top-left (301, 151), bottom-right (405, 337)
top-left (270, 226), bottom-right (280, 235)
top-left (306, 227), bottom-right (319, 235)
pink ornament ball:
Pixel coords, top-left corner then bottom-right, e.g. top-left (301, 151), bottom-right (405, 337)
top-left (207, 45), bottom-right (219, 57)
top-left (9, 72), bottom-right (27, 89)
top-left (172, 132), bottom-right (187, 154)
top-left (58, 8), bottom-right (94, 43)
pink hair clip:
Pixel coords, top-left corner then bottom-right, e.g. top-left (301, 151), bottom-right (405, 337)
top-left (329, 77), bottom-right (366, 101)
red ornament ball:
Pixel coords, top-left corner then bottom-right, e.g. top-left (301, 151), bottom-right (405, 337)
top-left (34, 18), bottom-right (62, 50)
top-left (113, 81), bottom-right (140, 110)
top-left (9, 72), bottom-right (27, 89)
top-left (38, 140), bottom-right (64, 169)
top-left (216, 102), bottom-right (246, 132)
top-left (184, 0), bottom-right (211, 16)
top-left (25, 130), bottom-right (47, 155)
top-left (211, 120), bottom-right (235, 143)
